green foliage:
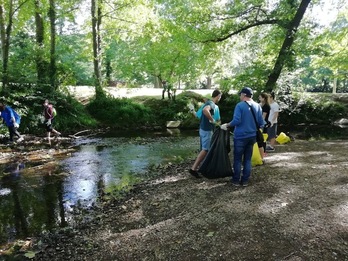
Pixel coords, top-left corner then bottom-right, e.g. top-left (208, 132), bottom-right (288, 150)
top-left (279, 92), bottom-right (348, 125)
top-left (104, 173), bottom-right (141, 200)
top-left (86, 95), bottom-right (153, 127)
top-left (143, 95), bottom-right (191, 126)
top-left (0, 84), bottom-right (97, 136)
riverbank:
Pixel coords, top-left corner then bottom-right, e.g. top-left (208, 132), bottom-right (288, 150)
top-left (20, 138), bottom-right (348, 260)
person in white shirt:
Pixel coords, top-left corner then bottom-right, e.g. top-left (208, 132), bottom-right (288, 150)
top-left (267, 92), bottom-right (280, 151)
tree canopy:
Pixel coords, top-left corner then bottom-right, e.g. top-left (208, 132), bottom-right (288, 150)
top-left (0, 0), bottom-right (347, 95)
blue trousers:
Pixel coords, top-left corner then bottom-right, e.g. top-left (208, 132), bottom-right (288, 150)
top-left (233, 136), bottom-right (256, 183)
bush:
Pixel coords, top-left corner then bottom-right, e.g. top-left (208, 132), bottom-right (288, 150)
top-left (86, 95), bottom-right (152, 127)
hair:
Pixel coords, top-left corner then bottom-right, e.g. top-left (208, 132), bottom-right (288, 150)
top-left (260, 92), bottom-right (270, 106)
top-left (212, 89), bottom-right (221, 98)
top-left (270, 92), bottom-right (275, 99)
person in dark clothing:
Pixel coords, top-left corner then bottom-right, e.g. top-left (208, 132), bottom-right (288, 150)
top-left (43, 99), bottom-right (61, 143)
top-left (258, 92), bottom-right (271, 158)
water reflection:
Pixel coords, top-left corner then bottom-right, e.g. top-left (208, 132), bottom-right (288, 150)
top-left (61, 136), bottom-right (197, 209)
top-left (0, 132), bottom-right (199, 245)
top-left (0, 163), bottom-right (68, 244)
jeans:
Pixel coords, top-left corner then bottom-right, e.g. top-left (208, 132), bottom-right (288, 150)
top-left (233, 136), bottom-right (256, 183)
top-left (8, 126), bottom-right (21, 141)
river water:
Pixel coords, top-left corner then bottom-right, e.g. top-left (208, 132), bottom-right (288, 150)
top-left (0, 129), bottom-right (199, 245)
top-left (1, 125), bottom-right (348, 245)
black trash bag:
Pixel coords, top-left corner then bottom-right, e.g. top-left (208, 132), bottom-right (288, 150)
top-left (199, 128), bottom-right (234, 179)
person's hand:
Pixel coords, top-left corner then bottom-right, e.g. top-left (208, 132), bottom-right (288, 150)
top-left (0, 124), bottom-right (3, 128)
top-left (188, 103), bottom-right (195, 112)
top-left (13, 122), bottom-right (19, 128)
top-left (46, 119), bottom-right (51, 126)
top-left (220, 123), bottom-right (229, 131)
top-left (209, 119), bottom-right (215, 124)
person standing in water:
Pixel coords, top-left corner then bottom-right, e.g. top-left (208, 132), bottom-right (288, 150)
top-left (43, 99), bottom-right (61, 143)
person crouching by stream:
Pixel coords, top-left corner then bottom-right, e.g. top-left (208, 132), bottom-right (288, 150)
top-left (43, 99), bottom-right (61, 143)
top-left (188, 89), bottom-right (222, 178)
top-left (0, 101), bottom-right (24, 143)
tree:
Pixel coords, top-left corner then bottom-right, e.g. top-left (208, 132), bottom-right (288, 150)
top-left (34, 0), bottom-right (49, 88)
top-left (0, 0), bottom-right (29, 93)
top-left (91, 0), bottom-right (104, 98)
top-left (265, 0), bottom-right (312, 92)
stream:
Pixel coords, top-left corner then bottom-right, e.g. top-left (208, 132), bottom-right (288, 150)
top-left (0, 129), bottom-right (199, 245)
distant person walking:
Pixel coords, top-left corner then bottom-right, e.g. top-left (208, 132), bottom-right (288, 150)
top-left (0, 101), bottom-right (23, 143)
top-left (43, 99), bottom-right (61, 142)
top-left (266, 92), bottom-right (280, 151)
top-left (258, 92), bottom-right (271, 158)
top-left (189, 89), bottom-right (222, 178)
top-left (221, 87), bottom-right (264, 187)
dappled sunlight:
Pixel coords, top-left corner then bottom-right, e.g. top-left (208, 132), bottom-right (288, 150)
top-left (266, 152), bottom-right (302, 162)
top-left (332, 203), bottom-right (348, 227)
top-left (258, 186), bottom-right (301, 214)
top-left (197, 181), bottom-right (227, 190)
top-left (270, 161), bottom-right (304, 169)
top-left (101, 218), bottom-right (177, 242)
top-left (151, 174), bottom-right (186, 185)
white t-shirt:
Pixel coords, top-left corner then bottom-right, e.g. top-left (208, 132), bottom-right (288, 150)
top-left (269, 101), bottom-right (280, 124)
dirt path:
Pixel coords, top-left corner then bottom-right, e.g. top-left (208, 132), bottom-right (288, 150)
top-left (28, 139), bottom-right (348, 261)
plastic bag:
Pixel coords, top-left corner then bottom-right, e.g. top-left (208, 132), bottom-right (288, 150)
top-left (252, 143), bottom-right (263, 166)
top-left (199, 128), bottom-right (234, 179)
top-left (276, 132), bottom-right (291, 144)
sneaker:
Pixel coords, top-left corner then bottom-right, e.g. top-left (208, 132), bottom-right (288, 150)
top-left (188, 169), bottom-right (201, 178)
top-left (17, 137), bottom-right (24, 143)
top-left (266, 145), bottom-right (275, 152)
top-left (242, 182), bottom-right (249, 187)
top-left (232, 181), bottom-right (241, 187)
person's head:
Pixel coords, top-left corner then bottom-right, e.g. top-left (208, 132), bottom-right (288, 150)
top-left (269, 92), bottom-right (275, 101)
top-left (211, 89), bottom-right (222, 103)
top-left (239, 87), bottom-right (253, 101)
top-left (259, 92), bottom-right (269, 105)
top-left (43, 99), bottom-right (49, 107)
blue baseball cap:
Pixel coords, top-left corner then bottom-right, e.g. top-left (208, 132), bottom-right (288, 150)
top-left (239, 87), bottom-right (253, 97)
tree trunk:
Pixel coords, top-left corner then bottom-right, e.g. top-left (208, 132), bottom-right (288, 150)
top-left (0, 1), bottom-right (13, 94)
top-left (154, 77), bottom-right (160, 88)
top-left (49, 0), bottom-right (57, 90)
top-left (265, 0), bottom-right (311, 93)
top-left (206, 77), bottom-right (212, 89)
top-left (35, 0), bottom-right (48, 88)
top-left (91, 0), bottom-right (104, 98)
top-left (333, 77), bottom-right (337, 93)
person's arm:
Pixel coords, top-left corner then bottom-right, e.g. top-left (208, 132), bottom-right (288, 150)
top-left (262, 112), bottom-right (267, 120)
top-left (47, 107), bottom-right (54, 119)
top-left (203, 105), bottom-right (214, 123)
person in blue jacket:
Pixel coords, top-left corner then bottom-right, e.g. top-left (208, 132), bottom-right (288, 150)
top-left (221, 87), bottom-right (264, 187)
top-left (0, 101), bottom-right (23, 143)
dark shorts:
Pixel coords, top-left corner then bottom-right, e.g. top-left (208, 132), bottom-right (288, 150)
top-left (44, 119), bottom-right (54, 132)
top-left (267, 123), bottom-right (277, 140)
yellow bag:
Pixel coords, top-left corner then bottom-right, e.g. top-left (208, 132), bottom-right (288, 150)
top-left (263, 133), bottom-right (268, 142)
top-left (276, 132), bottom-right (291, 144)
top-left (252, 143), bottom-right (263, 166)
